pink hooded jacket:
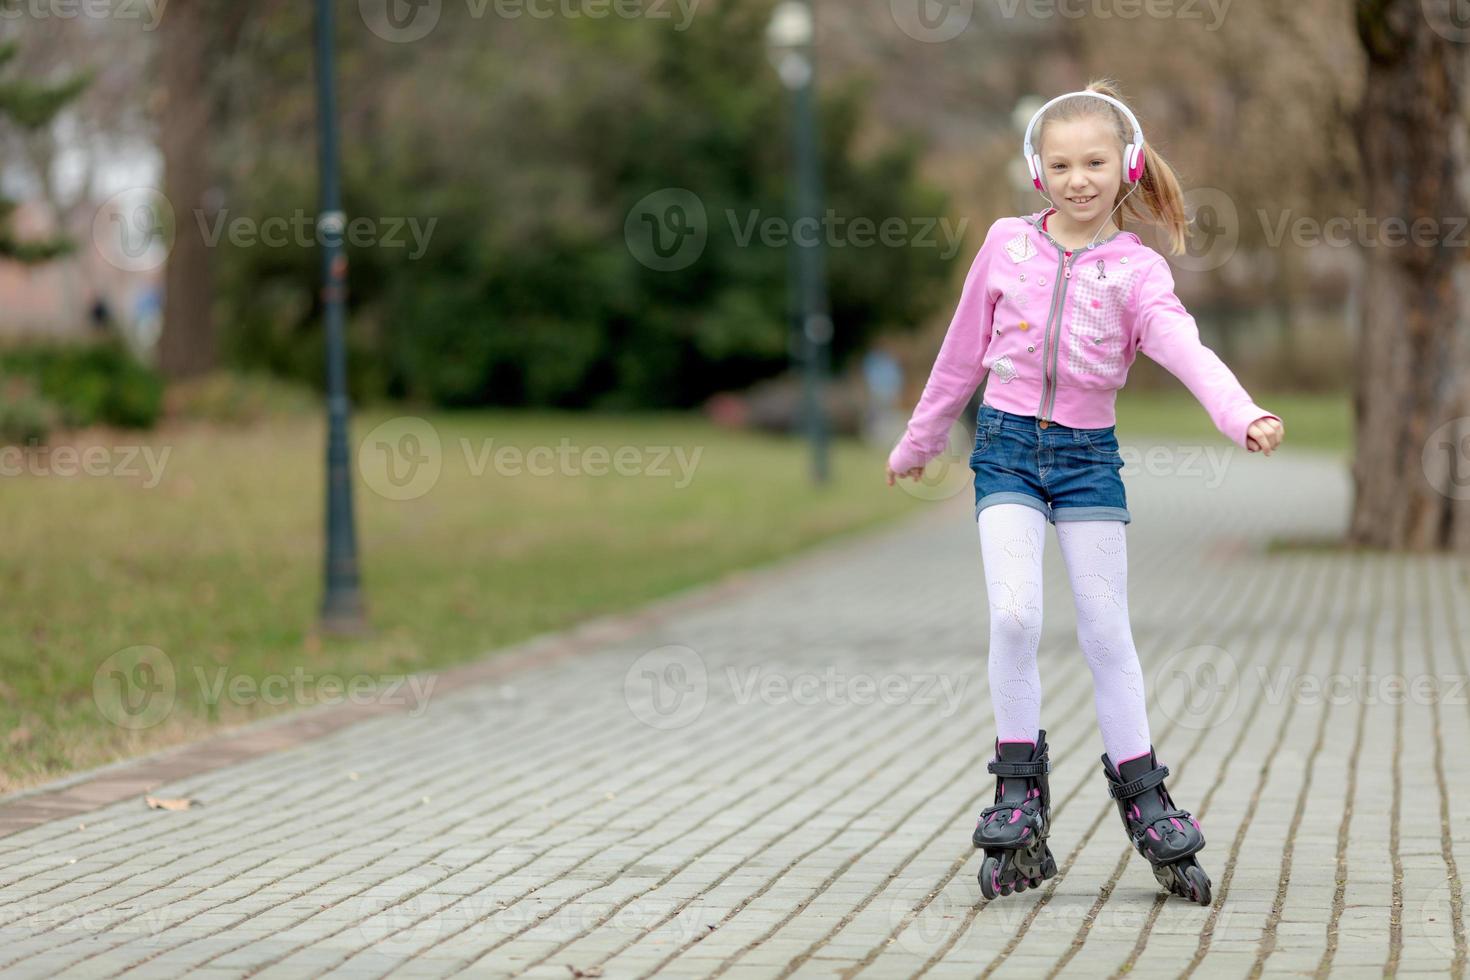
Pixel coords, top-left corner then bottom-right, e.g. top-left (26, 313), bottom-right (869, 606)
top-left (887, 207), bottom-right (1281, 475)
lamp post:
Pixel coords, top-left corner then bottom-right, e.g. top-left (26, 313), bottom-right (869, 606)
top-left (314, 0), bottom-right (367, 634)
top-left (766, 0), bottom-right (831, 486)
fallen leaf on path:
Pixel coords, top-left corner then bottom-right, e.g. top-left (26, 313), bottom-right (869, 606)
top-left (144, 796), bottom-right (197, 811)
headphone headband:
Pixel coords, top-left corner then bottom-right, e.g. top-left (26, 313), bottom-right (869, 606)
top-left (1022, 90), bottom-right (1147, 188)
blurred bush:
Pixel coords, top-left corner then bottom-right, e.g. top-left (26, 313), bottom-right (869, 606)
top-left (162, 371), bottom-right (319, 426)
top-left (0, 340), bottom-right (163, 439)
top-left (0, 377), bottom-right (60, 446)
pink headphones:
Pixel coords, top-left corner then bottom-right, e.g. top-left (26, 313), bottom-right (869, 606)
top-left (1022, 91), bottom-right (1146, 190)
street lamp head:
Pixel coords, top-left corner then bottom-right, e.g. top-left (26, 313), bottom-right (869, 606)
top-left (766, 0), bottom-right (813, 49)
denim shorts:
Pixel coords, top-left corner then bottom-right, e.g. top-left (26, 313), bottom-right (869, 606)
top-left (969, 402), bottom-right (1130, 525)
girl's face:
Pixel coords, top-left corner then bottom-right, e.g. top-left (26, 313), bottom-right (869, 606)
top-left (1039, 116), bottom-right (1124, 227)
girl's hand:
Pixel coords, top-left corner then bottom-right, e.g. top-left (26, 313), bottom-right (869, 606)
top-left (885, 463), bottom-right (926, 486)
top-left (1246, 417), bottom-right (1284, 455)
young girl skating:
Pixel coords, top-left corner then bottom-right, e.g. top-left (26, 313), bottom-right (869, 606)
top-left (884, 80), bottom-right (1285, 905)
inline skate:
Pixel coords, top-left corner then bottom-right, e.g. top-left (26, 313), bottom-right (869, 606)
top-left (1100, 746), bottom-right (1212, 905)
top-left (973, 730), bottom-right (1057, 899)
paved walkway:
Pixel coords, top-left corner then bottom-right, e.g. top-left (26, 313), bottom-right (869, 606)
top-left (1, 440), bottom-right (1468, 979)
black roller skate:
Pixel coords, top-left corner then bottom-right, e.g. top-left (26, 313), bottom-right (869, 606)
top-left (973, 730), bottom-right (1058, 899)
top-left (1101, 746), bottom-right (1212, 905)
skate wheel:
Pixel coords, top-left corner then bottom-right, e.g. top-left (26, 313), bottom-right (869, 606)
top-left (979, 856), bottom-right (1001, 900)
top-left (1184, 864), bottom-right (1212, 906)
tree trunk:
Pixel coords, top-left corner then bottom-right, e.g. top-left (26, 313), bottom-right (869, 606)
top-left (157, 0), bottom-right (217, 379)
top-left (1348, 0), bottom-right (1470, 551)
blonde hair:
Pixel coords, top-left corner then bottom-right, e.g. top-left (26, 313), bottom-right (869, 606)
top-left (1033, 78), bottom-right (1190, 255)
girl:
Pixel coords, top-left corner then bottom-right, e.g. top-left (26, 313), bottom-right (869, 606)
top-left (883, 80), bottom-right (1284, 905)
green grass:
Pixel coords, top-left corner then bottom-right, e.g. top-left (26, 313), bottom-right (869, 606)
top-left (0, 410), bottom-right (923, 791)
top-left (0, 390), bottom-right (1350, 793)
top-left (1115, 387), bottom-right (1350, 456)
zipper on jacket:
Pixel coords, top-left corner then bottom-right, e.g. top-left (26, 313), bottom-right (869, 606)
top-left (1028, 211), bottom-right (1124, 427)
top-left (1046, 251), bottom-right (1081, 423)
top-left (1038, 250), bottom-right (1076, 426)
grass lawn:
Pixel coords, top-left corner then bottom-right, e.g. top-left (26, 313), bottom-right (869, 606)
top-left (1116, 387), bottom-right (1351, 458)
top-left (0, 410), bottom-right (923, 792)
top-left (0, 390), bottom-right (1349, 793)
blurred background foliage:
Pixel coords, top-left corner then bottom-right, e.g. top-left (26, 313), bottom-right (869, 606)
top-left (206, 0), bottom-right (959, 410)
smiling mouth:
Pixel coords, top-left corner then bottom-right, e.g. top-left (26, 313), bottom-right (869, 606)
top-left (1067, 195), bottom-right (1097, 205)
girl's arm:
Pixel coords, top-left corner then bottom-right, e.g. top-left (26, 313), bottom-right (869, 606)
top-left (1130, 256), bottom-right (1281, 451)
top-left (887, 222), bottom-right (1000, 475)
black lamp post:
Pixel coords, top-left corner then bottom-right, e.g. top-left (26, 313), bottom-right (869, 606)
top-left (314, 0), bottom-right (367, 634)
top-left (766, 0), bottom-right (831, 486)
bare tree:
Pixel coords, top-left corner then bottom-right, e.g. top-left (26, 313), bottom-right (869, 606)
top-left (1349, 0), bottom-right (1470, 551)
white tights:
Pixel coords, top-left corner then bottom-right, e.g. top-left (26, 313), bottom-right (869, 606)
top-left (977, 502), bottom-right (1152, 766)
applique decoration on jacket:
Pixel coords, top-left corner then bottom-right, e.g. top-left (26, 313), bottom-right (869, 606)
top-left (990, 355), bottom-right (1018, 383)
top-left (1004, 233), bottom-right (1037, 264)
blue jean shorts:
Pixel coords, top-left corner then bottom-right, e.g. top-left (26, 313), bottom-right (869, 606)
top-left (969, 402), bottom-right (1130, 525)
